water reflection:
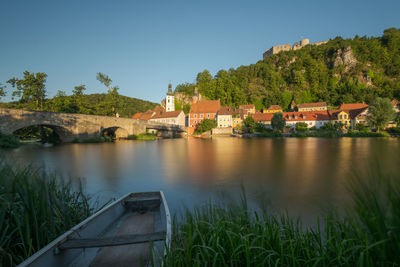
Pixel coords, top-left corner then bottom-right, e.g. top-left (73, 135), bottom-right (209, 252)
top-left (5, 137), bottom-right (400, 222)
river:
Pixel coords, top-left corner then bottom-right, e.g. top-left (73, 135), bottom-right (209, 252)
top-left (5, 137), bottom-right (400, 224)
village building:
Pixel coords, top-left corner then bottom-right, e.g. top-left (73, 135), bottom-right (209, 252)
top-left (149, 110), bottom-right (185, 126)
top-left (297, 102), bottom-right (327, 112)
top-left (239, 104), bottom-right (256, 117)
top-left (284, 111), bottom-right (330, 129)
top-left (187, 100), bottom-right (221, 135)
top-left (216, 107), bottom-right (233, 128)
top-left (251, 113), bottom-right (274, 128)
top-left (263, 105), bottom-right (283, 114)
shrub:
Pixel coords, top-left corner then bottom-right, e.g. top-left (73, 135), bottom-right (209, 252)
top-left (0, 134), bottom-right (21, 149)
top-left (295, 122), bottom-right (308, 132)
top-left (196, 119), bottom-right (217, 134)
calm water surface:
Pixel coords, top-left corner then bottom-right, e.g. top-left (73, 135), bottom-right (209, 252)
top-left (5, 137), bottom-right (400, 223)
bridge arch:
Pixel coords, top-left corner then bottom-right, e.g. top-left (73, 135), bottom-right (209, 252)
top-left (101, 126), bottom-right (129, 140)
top-left (12, 123), bottom-right (72, 143)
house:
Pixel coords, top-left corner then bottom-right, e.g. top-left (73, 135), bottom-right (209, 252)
top-left (283, 111), bottom-right (330, 129)
top-left (149, 110), bottom-right (185, 126)
top-left (132, 110), bottom-right (155, 121)
top-left (216, 107), bottom-right (233, 128)
top-left (187, 100), bottom-right (221, 135)
top-left (297, 102), bottom-right (327, 112)
top-left (338, 103), bottom-right (369, 126)
top-left (239, 104), bottom-right (256, 118)
top-left (251, 113), bottom-right (274, 128)
top-left (263, 105), bottom-right (283, 114)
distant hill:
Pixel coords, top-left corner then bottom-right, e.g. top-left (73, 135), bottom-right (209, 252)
top-left (176, 28), bottom-right (400, 110)
top-left (0, 93), bottom-right (158, 118)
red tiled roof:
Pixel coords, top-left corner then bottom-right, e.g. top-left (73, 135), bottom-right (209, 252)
top-left (239, 104), bottom-right (255, 109)
top-left (132, 113), bottom-right (143, 119)
top-left (297, 102), bottom-right (327, 108)
top-left (153, 105), bottom-right (166, 115)
top-left (251, 113), bottom-right (274, 122)
top-left (217, 106), bottom-right (233, 115)
top-left (151, 110), bottom-right (183, 119)
top-left (266, 105), bottom-right (282, 110)
top-left (189, 100), bottom-right (220, 114)
top-left (392, 99), bottom-right (399, 106)
top-left (339, 103), bottom-right (368, 110)
top-left (283, 111), bottom-right (330, 121)
top-left (329, 108), bottom-right (366, 120)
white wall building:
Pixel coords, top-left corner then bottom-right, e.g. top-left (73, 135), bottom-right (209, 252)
top-left (216, 107), bottom-right (233, 128)
top-left (165, 83), bottom-right (175, 112)
top-left (149, 110), bottom-right (185, 126)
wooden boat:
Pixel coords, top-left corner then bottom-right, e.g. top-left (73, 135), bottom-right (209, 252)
top-left (18, 191), bottom-right (171, 267)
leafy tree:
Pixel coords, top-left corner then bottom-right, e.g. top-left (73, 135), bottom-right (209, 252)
top-left (175, 83), bottom-right (195, 95)
top-left (367, 97), bottom-right (395, 131)
top-left (195, 119), bottom-right (217, 134)
top-left (7, 71), bottom-right (47, 110)
top-left (244, 116), bottom-right (256, 133)
top-left (52, 90), bottom-right (78, 113)
top-left (96, 72), bottom-right (119, 115)
top-left (0, 83), bottom-right (6, 100)
top-left (271, 113), bottom-right (286, 132)
top-left (73, 85), bottom-right (86, 96)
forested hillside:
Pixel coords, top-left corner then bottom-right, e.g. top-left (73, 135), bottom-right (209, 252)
top-left (176, 28), bottom-right (400, 110)
top-left (0, 93), bottom-right (157, 118)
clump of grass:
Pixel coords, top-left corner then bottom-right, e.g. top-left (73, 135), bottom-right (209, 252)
top-left (0, 134), bottom-right (21, 149)
top-left (0, 160), bottom-right (93, 266)
top-left (128, 133), bottom-right (157, 140)
top-left (80, 135), bottom-right (113, 143)
top-left (164, 170), bottom-right (400, 266)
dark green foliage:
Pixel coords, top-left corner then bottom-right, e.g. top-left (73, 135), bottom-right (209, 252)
top-left (386, 126), bottom-right (400, 134)
top-left (80, 136), bottom-right (113, 143)
top-left (244, 116), bottom-right (256, 133)
top-left (1, 93), bottom-right (157, 118)
top-left (195, 119), bottom-right (217, 134)
top-left (0, 134), bottom-right (20, 148)
top-left (367, 97), bottom-right (396, 131)
top-left (356, 123), bottom-right (369, 132)
top-left (175, 28), bottom-right (400, 109)
top-left (295, 122), bottom-right (308, 132)
top-left (0, 160), bottom-right (92, 265)
top-left (344, 130), bottom-right (390, 137)
top-left (174, 83), bottom-right (196, 95)
top-left (0, 83), bottom-right (6, 99)
top-left (271, 112), bottom-right (286, 132)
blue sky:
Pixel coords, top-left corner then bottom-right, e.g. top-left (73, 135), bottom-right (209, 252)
top-left (0, 0), bottom-right (399, 103)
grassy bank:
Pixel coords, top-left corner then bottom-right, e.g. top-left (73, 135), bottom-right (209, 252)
top-left (0, 160), bottom-right (93, 266)
top-left (127, 133), bottom-right (157, 140)
top-left (0, 134), bottom-right (20, 149)
top-left (165, 172), bottom-right (400, 266)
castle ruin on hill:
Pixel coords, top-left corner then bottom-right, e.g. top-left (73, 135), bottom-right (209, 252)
top-left (263, 38), bottom-right (328, 59)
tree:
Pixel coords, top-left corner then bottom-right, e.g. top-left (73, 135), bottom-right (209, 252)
top-left (52, 90), bottom-right (78, 113)
top-left (96, 72), bottom-right (119, 115)
top-left (195, 119), bottom-right (217, 134)
top-left (244, 116), bottom-right (256, 133)
top-left (7, 71), bottom-right (47, 110)
top-left (0, 83), bottom-right (6, 100)
top-left (271, 113), bottom-right (286, 132)
top-left (367, 97), bottom-right (395, 131)
top-left (295, 122), bottom-right (308, 132)
top-left (73, 85), bottom-right (86, 96)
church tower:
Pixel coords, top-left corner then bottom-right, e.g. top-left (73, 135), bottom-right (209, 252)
top-left (165, 82), bottom-right (175, 112)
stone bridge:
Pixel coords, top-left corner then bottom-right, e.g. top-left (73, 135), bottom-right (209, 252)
top-left (0, 108), bottom-right (186, 142)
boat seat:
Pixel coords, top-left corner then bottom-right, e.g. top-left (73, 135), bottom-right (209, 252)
top-left (123, 196), bottom-right (161, 212)
top-left (58, 231), bottom-right (166, 250)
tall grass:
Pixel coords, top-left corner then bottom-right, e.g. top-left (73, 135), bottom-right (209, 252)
top-left (0, 160), bottom-right (93, 266)
top-left (164, 171), bottom-right (400, 266)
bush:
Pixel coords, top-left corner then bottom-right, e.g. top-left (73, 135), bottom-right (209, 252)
top-left (127, 133), bottom-right (157, 140)
top-left (0, 134), bottom-right (21, 149)
top-left (295, 122), bottom-right (308, 132)
top-left (257, 131), bottom-right (282, 137)
top-left (195, 119), bottom-right (217, 134)
top-left (386, 126), bottom-right (400, 134)
top-left (81, 135), bottom-right (113, 143)
top-left (344, 131), bottom-right (389, 137)
top-left (356, 123), bottom-right (369, 132)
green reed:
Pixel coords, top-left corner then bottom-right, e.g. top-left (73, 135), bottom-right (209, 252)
top-left (164, 171), bottom-right (400, 266)
top-left (0, 160), bottom-right (93, 266)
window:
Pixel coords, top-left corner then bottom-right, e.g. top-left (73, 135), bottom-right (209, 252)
top-left (339, 115), bottom-right (342, 119)
top-left (168, 99), bottom-right (170, 103)
top-left (207, 114), bottom-right (210, 118)
top-left (200, 114), bottom-right (204, 118)
top-left (344, 114), bottom-right (347, 119)
top-left (288, 116), bottom-right (292, 119)
top-left (295, 116), bottom-right (298, 119)
top-left (194, 114), bottom-right (197, 118)
top-left (303, 116), bottom-right (306, 119)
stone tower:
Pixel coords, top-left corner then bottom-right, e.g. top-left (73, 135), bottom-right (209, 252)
top-left (166, 82), bottom-right (175, 112)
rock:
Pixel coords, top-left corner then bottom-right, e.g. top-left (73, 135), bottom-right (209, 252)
top-left (334, 46), bottom-right (358, 71)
